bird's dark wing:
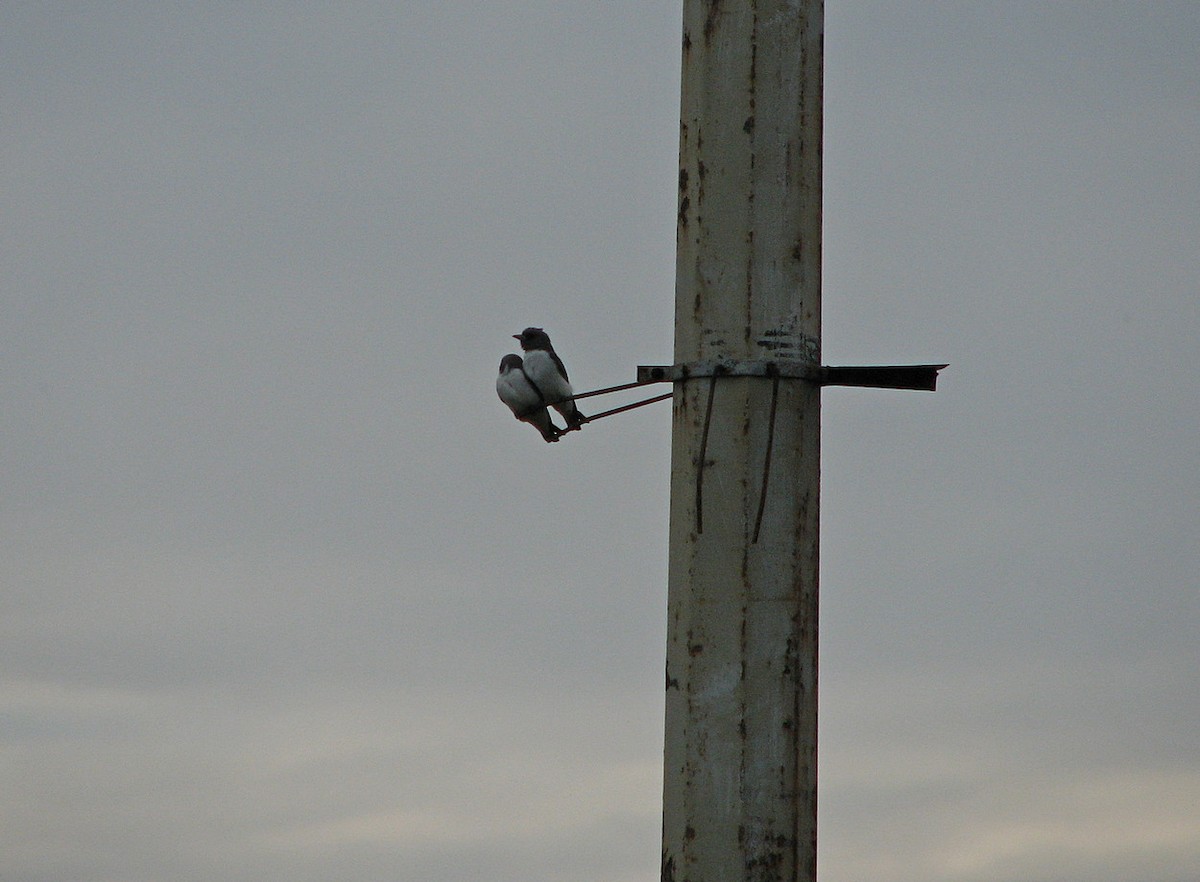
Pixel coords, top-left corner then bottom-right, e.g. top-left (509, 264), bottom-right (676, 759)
top-left (549, 349), bottom-right (570, 382)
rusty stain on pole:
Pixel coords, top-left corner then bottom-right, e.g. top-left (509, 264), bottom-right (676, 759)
top-left (663, 2), bottom-right (823, 881)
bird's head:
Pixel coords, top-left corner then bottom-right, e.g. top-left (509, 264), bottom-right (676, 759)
top-left (513, 327), bottom-right (551, 351)
top-left (498, 353), bottom-right (524, 373)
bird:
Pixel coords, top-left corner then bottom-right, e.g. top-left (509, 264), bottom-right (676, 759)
top-left (496, 354), bottom-right (560, 442)
top-left (513, 327), bottom-right (585, 428)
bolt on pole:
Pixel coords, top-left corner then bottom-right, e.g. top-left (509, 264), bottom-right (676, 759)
top-left (662, 2), bottom-right (822, 881)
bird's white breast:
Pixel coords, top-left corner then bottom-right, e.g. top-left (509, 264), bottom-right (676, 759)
top-left (496, 369), bottom-right (543, 416)
top-left (521, 351), bottom-right (572, 400)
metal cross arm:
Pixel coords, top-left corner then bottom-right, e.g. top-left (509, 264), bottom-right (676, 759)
top-left (636, 359), bottom-right (948, 391)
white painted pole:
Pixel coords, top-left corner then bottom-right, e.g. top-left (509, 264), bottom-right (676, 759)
top-left (662, 2), bottom-right (822, 881)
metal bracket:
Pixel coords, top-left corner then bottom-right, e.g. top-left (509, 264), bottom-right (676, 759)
top-left (637, 360), bottom-right (947, 391)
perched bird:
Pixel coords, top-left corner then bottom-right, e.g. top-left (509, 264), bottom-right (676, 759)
top-left (513, 327), bottom-right (585, 428)
top-left (496, 354), bottom-right (560, 442)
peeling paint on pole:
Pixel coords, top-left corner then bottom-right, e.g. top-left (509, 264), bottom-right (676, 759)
top-left (663, 2), bottom-right (822, 881)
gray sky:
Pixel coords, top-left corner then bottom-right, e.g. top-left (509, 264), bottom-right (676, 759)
top-left (3, 3), bottom-right (1198, 881)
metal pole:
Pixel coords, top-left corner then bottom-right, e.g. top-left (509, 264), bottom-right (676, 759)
top-left (662, 2), bottom-right (822, 881)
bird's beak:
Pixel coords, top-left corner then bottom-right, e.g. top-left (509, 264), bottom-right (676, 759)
top-left (512, 334), bottom-right (522, 340)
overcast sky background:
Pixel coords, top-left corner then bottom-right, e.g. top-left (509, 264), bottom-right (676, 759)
top-left (3, 3), bottom-right (1198, 881)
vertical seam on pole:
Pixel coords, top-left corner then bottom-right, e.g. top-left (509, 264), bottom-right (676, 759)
top-left (751, 367), bottom-right (780, 544)
top-left (695, 368), bottom-right (722, 534)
